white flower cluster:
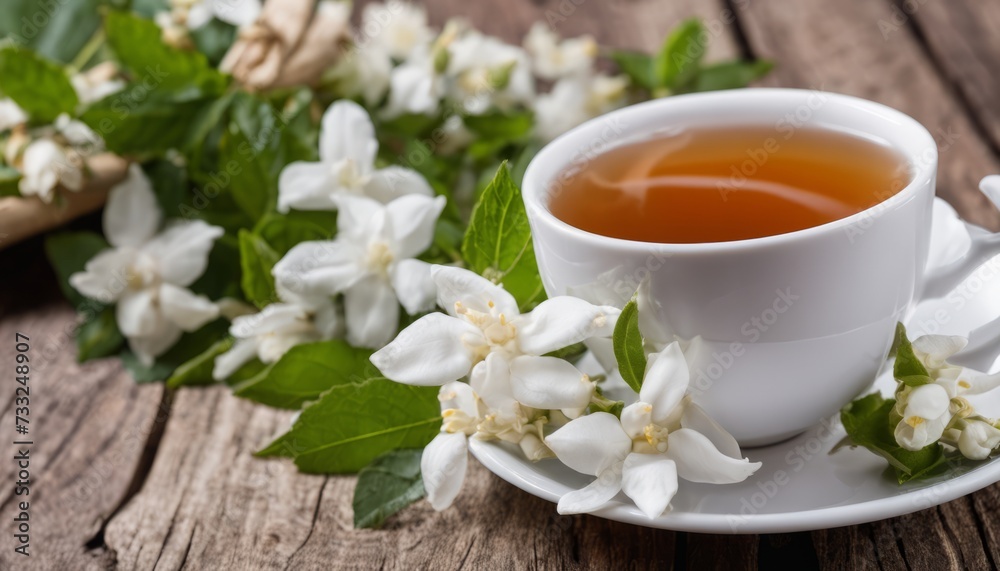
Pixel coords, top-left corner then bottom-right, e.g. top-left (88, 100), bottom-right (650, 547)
top-left (893, 334), bottom-right (1000, 459)
top-left (1, 64), bottom-right (123, 203)
top-left (372, 267), bottom-right (762, 518)
top-left (156, 0), bottom-right (261, 47)
top-left (328, 3), bottom-right (628, 145)
top-left (213, 100), bottom-right (446, 376)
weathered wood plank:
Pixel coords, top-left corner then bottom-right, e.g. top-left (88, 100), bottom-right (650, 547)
top-left (737, 0), bottom-right (1000, 229)
top-left (904, 1), bottom-right (1000, 154)
top-left (0, 244), bottom-right (166, 570)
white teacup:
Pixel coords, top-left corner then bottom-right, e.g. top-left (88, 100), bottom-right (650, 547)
top-left (522, 88), bottom-right (996, 446)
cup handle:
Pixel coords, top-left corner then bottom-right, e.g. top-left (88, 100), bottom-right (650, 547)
top-left (921, 177), bottom-right (1000, 370)
top-left (921, 177), bottom-right (1000, 299)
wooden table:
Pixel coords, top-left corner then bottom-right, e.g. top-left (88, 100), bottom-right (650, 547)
top-left (3, 1), bottom-right (1000, 569)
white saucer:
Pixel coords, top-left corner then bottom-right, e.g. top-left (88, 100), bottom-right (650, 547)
top-left (469, 198), bottom-right (1000, 533)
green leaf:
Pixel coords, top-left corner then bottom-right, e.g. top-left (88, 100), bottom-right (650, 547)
top-left (76, 306), bottom-right (124, 362)
top-left (165, 337), bottom-right (234, 388)
top-left (256, 379), bottom-right (440, 473)
top-left (462, 110), bottom-right (534, 142)
top-left (613, 297), bottom-right (646, 393)
top-left (234, 340), bottom-right (375, 409)
top-left (655, 19), bottom-right (705, 90)
top-left (352, 449), bottom-right (426, 529)
top-left (0, 46), bottom-right (78, 123)
top-left (461, 162), bottom-right (546, 311)
top-left (840, 393), bottom-right (948, 484)
top-left (144, 159), bottom-right (188, 217)
top-left (189, 18), bottom-right (238, 66)
top-left (81, 87), bottom-right (216, 157)
top-left (253, 210), bottom-right (338, 255)
top-left (610, 50), bottom-right (656, 91)
top-left (0, 0), bottom-right (102, 64)
top-left (104, 10), bottom-right (227, 94)
top-left (689, 60), bottom-right (774, 93)
top-left (892, 322), bottom-right (930, 384)
top-left (238, 230), bottom-right (280, 308)
top-left (44, 231), bottom-right (109, 307)
top-left (0, 165), bottom-right (22, 196)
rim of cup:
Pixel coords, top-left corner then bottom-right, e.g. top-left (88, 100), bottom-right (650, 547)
top-left (522, 88), bottom-right (938, 255)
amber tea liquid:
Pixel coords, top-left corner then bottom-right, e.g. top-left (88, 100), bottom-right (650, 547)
top-left (549, 126), bottom-right (911, 243)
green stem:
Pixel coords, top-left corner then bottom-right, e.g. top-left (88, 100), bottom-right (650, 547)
top-left (70, 28), bottom-right (106, 74)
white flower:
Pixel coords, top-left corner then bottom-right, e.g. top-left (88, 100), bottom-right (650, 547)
top-left (18, 139), bottom-right (83, 202)
top-left (894, 334), bottom-right (1000, 451)
top-left (534, 73), bottom-right (628, 141)
top-left (71, 66), bottom-right (125, 105)
top-left (362, 2), bottom-right (433, 61)
top-left (956, 419), bottom-right (1000, 460)
top-left (383, 49), bottom-right (445, 118)
top-left (69, 165), bottom-right (223, 365)
top-left (212, 300), bottom-right (342, 380)
top-left (523, 22), bottom-right (597, 80)
top-left (328, 43), bottom-right (393, 107)
top-left (370, 265), bottom-right (619, 388)
top-left (0, 99), bottom-right (26, 132)
top-left (421, 381), bottom-right (480, 510)
top-left (273, 193), bottom-right (445, 348)
top-left (55, 114), bottom-right (101, 149)
top-left (421, 358), bottom-right (553, 511)
top-left (277, 100), bottom-right (433, 212)
top-left (446, 30), bottom-right (534, 115)
top-left (187, 0), bottom-right (261, 29)
top-left (546, 342), bottom-right (761, 518)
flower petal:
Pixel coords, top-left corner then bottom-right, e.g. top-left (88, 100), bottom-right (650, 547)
top-left (895, 415), bottom-right (949, 451)
top-left (958, 419), bottom-right (1000, 460)
top-left (229, 303), bottom-right (312, 338)
top-left (545, 412), bottom-right (631, 476)
top-left (556, 466), bottom-right (623, 515)
top-left (680, 398), bottom-right (742, 459)
top-left (912, 335), bottom-right (968, 367)
top-left (312, 298), bottom-right (343, 339)
top-left (621, 453), bottom-right (678, 519)
top-left (903, 384), bottom-right (951, 420)
top-left (343, 276), bottom-right (400, 349)
top-left (390, 259), bottom-right (437, 315)
top-left (273, 240), bottom-right (364, 299)
top-left (211, 0), bottom-right (261, 27)
top-left (420, 432), bottom-right (468, 511)
top-left (212, 338), bottom-right (259, 380)
top-left (365, 166), bottom-right (435, 203)
top-left (277, 161), bottom-right (337, 213)
top-left (959, 369), bottom-right (1000, 395)
top-left (370, 312), bottom-right (480, 386)
top-left (508, 355), bottom-right (593, 413)
top-left (514, 297), bottom-right (619, 356)
top-left (620, 402), bottom-right (653, 441)
top-left (438, 381), bottom-right (479, 419)
top-left (143, 220), bottom-right (224, 287)
top-left (639, 342), bottom-right (690, 424)
top-left (469, 352), bottom-right (517, 419)
top-left (127, 324), bottom-right (182, 366)
top-left (69, 248), bottom-right (134, 303)
top-left (665, 428), bottom-right (761, 484)
top-left (386, 194), bottom-right (445, 258)
top-left (431, 265), bottom-right (519, 317)
top-left (103, 164), bottom-right (161, 248)
top-left (159, 283), bottom-right (220, 332)
top-left (116, 289), bottom-right (162, 338)
top-left (319, 100), bottom-right (378, 168)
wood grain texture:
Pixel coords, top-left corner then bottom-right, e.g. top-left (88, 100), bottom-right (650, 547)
top-left (904, 1), bottom-right (1000, 154)
top-left (5, 1), bottom-right (1000, 569)
top-left (0, 248), bottom-right (166, 570)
